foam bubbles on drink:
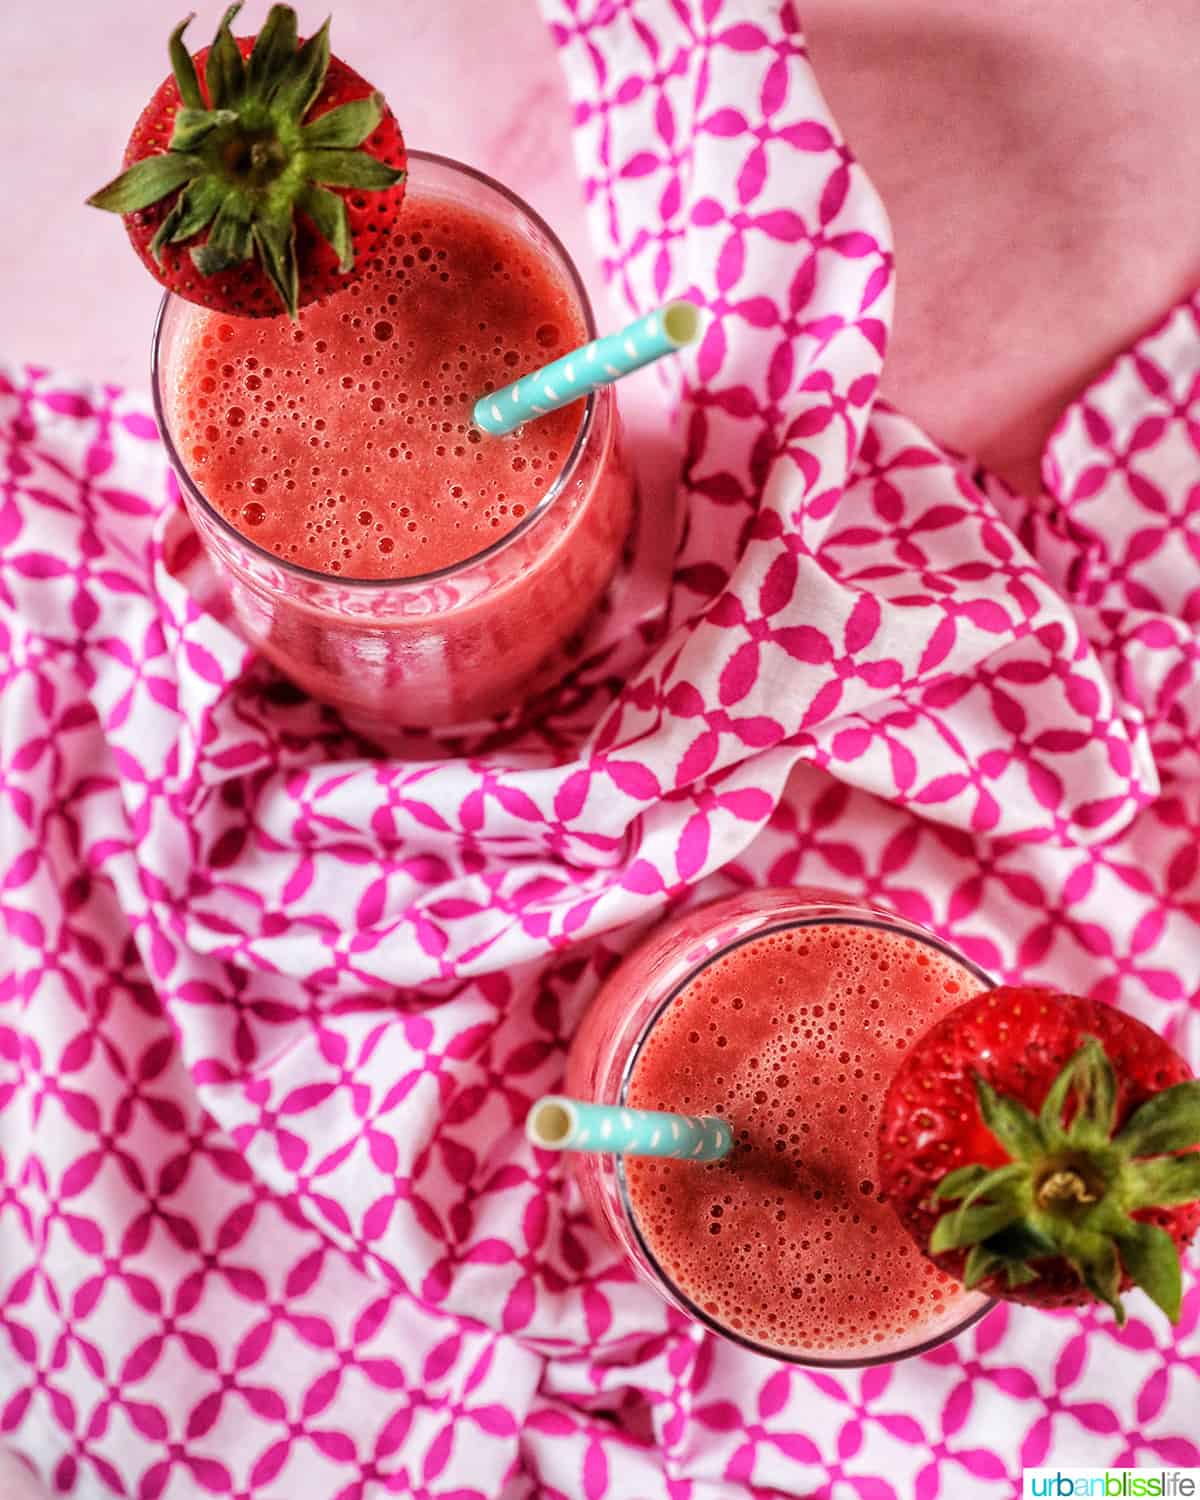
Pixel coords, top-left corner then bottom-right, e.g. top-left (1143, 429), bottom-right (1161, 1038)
top-left (624, 924), bottom-right (983, 1360)
top-left (169, 199), bottom-right (586, 579)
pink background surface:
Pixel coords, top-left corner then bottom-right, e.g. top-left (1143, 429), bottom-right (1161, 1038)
top-left (5, 1), bottom-right (598, 395)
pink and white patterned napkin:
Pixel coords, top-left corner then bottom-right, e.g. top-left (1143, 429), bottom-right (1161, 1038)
top-left (2, 1), bottom-right (1198, 1494)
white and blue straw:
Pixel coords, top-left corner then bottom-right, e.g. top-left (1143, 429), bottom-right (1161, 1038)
top-left (473, 300), bottom-right (702, 437)
top-left (526, 1095), bottom-right (732, 1162)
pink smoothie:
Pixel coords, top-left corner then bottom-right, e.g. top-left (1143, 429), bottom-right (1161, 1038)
top-left (159, 159), bottom-right (633, 732)
top-left (566, 891), bottom-right (992, 1364)
top-left (170, 192), bottom-right (588, 577)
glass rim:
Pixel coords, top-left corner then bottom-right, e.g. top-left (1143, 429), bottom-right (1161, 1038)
top-left (150, 148), bottom-right (601, 591)
top-left (614, 904), bottom-right (998, 1368)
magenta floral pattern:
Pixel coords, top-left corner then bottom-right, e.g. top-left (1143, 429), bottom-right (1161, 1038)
top-left (1, 0), bottom-right (1198, 1495)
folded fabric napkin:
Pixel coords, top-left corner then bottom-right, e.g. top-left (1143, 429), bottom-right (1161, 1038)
top-left (2, 1), bottom-right (1198, 1494)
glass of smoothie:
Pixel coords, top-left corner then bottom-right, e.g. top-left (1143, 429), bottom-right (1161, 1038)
top-left (565, 886), bottom-right (997, 1365)
top-left (152, 150), bottom-right (634, 739)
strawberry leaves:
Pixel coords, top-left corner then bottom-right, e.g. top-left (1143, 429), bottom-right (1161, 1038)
top-left (89, 153), bottom-right (199, 215)
top-left (300, 95), bottom-right (385, 150)
top-left (87, 4), bottom-right (405, 317)
top-left (168, 14), bottom-right (205, 110)
top-left (271, 16), bottom-right (331, 119)
top-left (1036, 1036), bottom-right (1118, 1148)
top-left (206, 5), bottom-right (247, 110)
top-left (1115, 1081), bottom-right (1200, 1156)
top-left (963, 1245), bottom-right (1038, 1290)
top-left (149, 176), bottom-right (225, 262)
top-left (930, 1163), bottom-right (1029, 1254)
top-left (192, 195), bottom-right (253, 276)
top-left (1075, 1237), bottom-right (1123, 1320)
top-left (933, 1164), bottom-right (990, 1202)
top-left (302, 150), bottom-right (402, 190)
top-left (976, 1078), bottom-right (1045, 1160)
top-left (1112, 1220), bottom-right (1182, 1323)
top-left (251, 218), bottom-right (298, 318)
top-left (931, 1034), bottom-right (1200, 1325)
top-left (296, 186), bottom-right (351, 270)
top-left (168, 108), bottom-right (239, 153)
top-left (245, 4), bottom-right (297, 95)
top-left (930, 1198), bottom-right (1025, 1254)
top-left (1125, 1155), bottom-right (1200, 1208)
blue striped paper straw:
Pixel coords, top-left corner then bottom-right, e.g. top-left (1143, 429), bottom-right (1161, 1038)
top-left (526, 1095), bottom-right (732, 1162)
top-left (472, 300), bottom-right (702, 437)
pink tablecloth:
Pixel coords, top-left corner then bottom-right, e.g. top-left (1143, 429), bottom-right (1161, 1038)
top-left (2, 1), bottom-right (1198, 1495)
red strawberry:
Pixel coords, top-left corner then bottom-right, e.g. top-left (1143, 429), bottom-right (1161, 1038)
top-left (87, 4), bottom-right (406, 318)
top-left (878, 986), bottom-right (1200, 1324)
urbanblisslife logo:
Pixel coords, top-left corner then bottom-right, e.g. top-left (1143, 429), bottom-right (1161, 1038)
top-left (1023, 1473), bottom-right (1200, 1497)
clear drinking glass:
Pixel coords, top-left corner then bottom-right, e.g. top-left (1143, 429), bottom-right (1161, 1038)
top-left (566, 886), bottom-right (996, 1367)
top-left (152, 151), bottom-right (634, 739)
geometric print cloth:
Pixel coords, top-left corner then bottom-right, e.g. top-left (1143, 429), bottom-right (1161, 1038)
top-left (2, 0), bottom-right (1198, 1494)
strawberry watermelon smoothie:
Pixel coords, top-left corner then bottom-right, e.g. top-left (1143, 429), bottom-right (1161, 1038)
top-left (566, 888), bottom-right (995, 1364)
top-left (156, 152), bottom-right (633, 733)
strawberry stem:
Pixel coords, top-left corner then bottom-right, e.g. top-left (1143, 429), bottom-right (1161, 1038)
top-left (1036, 1168), bottom-right (1098, 1207)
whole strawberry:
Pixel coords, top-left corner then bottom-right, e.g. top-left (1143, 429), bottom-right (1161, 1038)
top-left (878, 987), bottom-right (1200, 1324)
top-left (87, 4), bottom-right (407, 318)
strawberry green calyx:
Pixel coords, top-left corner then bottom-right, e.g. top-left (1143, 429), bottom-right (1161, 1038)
top-left (86, 4), bottom-right (404, 317)
top-left (930, 1037), bottom-right (1200, 1324)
